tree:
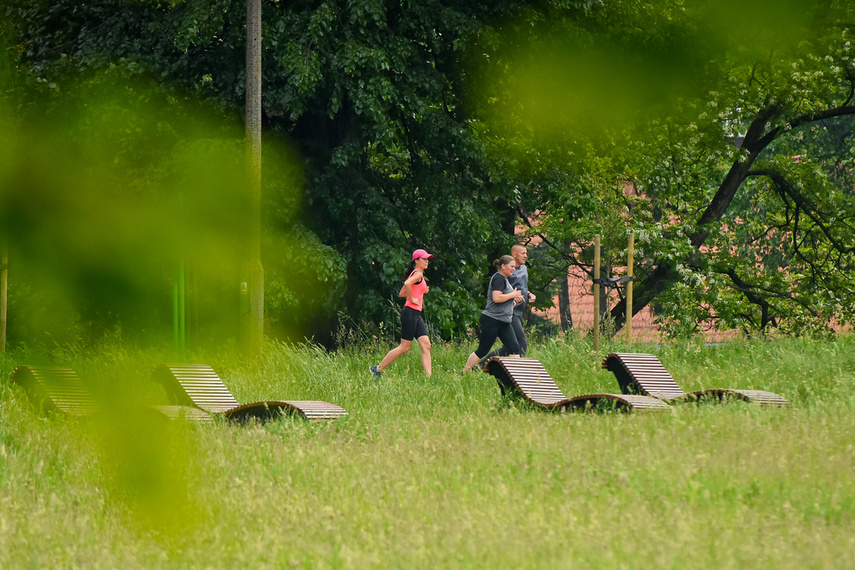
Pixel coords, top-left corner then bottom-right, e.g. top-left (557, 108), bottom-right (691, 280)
top-left (475, 0), bottom-right (855, 338)
top-left (2, 0), bottom-right (546, 343)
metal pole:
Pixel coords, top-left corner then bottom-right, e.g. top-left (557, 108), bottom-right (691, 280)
top-left (1, 241), bottom-right (7, 353)
top-left (191, 264), bottom-right (198, 348)
top-left (178, 261), bottom-right (185, 357)
top-left (593, 234), bottom-right (601, 352)
top-left (172, 278), bottom-right (178, 352)
top-left (626, 232), bottom-right (634, 343)
top-left (175, 192), bottom-right (186, 358)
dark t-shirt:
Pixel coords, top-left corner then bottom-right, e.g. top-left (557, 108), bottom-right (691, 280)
top-left (482, 272), bottom-right (514, 323)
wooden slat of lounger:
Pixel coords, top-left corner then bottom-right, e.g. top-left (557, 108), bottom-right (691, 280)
top-left (603, 352), bottom-right (695, 400)
top-left (602, 353), bottom-right (687, 400)
top-left (151, 405), bottom-right (215, 422)
top-left (284, 400), bottom-right (349, 419)
top-left (602, 353), bottom-right (791, 407)
top-left (559, 393), bottom-right (672, 412)
top-left (733, 390), bottom-right (791, 407)
top-left (153, 364), bottom-right (241, 412)
top-left (486, 358), bottom-right (570, 404)
top-left (11, 366), bottom-right (99, 416)
top-left (494, 364), bottom-right (568, 404)
top-left (224, 400), bottom-right (349, 422)
top-left (485, 357), bottom-right (670, 413)
top-left (615, 394), bottom-right (673, 410)
top-left (683, 388), bottom-right (792, 407)
top-left (34, 367), bottom-right (97, 415)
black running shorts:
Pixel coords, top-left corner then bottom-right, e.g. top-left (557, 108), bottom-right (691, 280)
top-left (401, 306), bottom-right (428, 341)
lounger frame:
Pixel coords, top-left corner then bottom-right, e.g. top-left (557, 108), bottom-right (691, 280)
top-left (602, 352), bottom-right (791, 407)
top-left (10, 365), bottom-right (213, 421)
top-left (152, 364), bottom-right (348, 422)
top-left (485, 357), bottom-right (671, 413)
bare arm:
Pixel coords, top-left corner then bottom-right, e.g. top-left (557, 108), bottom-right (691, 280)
top-left (493, 288), bottom-right (524, 304)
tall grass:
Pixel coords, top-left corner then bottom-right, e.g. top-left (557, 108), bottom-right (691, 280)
top-left (1, 336), bottom-right (854, 568)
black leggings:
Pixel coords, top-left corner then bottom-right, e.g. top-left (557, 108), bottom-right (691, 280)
top-left (474, 313), bottom-right (520, 358)
top-left (478, 314), bottom-right (526, 366)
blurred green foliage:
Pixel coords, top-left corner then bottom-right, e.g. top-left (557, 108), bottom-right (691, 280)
top-left (0, 60), bottom-right (345, 349)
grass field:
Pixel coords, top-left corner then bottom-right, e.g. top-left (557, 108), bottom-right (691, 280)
top-left (1, 335), bottom-right (854, 569)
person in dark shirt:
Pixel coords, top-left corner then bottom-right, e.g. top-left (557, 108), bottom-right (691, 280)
top-left (462, 255), bottom-right (524, 373)
top-left (478, 244), bottom-right (536, 367)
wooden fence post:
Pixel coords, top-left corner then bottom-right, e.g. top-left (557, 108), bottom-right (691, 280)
top-left (593, 234), bottom-right (601, 352)
top-left (626, 232), bottom-right (634, 343)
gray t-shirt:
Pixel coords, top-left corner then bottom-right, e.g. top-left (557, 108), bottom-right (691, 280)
top-left (483, 272), bottom-right (515, 323)
top-left (509, 264), bottom-right (529, 317)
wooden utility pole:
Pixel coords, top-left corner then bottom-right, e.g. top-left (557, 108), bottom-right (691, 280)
top-left (243, 0), bottom-right (264, 354)
top-left (626, 232), bottom-right (634, 342)
top-left (593, 234), bottom-right (601, 352)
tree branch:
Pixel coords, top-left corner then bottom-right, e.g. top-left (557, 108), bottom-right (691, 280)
top-left (749, 168), bottom-right (855, 254)
top-left (610, 100), bottom-right (855, 334)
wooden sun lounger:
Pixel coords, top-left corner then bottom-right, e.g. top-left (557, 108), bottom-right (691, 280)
top-left (485, 357), bottom-right (671, 413)
top-left (9, 365), bottom-right (213, 421)
top-left (151, 364), bottom-right (348, 422)
top-left (602, 352), bottom-right (791, 407)
top-left (11, 365), bottom-right (99, 417)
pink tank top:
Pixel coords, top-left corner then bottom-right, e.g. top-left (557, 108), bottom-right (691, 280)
top-left (404, 272), bottom-right (427, 311)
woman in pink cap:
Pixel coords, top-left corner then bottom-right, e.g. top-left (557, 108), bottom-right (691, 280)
top-left (370, 249), bottom-right (434, 378)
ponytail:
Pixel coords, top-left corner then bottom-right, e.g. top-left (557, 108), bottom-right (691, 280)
top-left (401, 260), bottom-right (416, 282)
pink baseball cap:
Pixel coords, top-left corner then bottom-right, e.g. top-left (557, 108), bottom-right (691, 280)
top-left (412, 248), bottom-right (434, 260)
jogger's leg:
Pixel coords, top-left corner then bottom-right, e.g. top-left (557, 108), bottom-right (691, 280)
top-left (416, 335), bottom-right (432, 376)
top-left (378, 339), bottom-right (412, 371)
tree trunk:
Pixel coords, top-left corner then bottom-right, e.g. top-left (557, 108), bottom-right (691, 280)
top-left (598, 251), bottom-right (610, 324)
top-left (557, 268), bottom-right (573, 332)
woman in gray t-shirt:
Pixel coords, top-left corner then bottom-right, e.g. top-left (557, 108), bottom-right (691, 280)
top-left (462, 255), bottom-right (525, 372)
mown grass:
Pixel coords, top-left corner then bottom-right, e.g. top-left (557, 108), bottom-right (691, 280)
top-left (1, 335), bottom-right (854, 569)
